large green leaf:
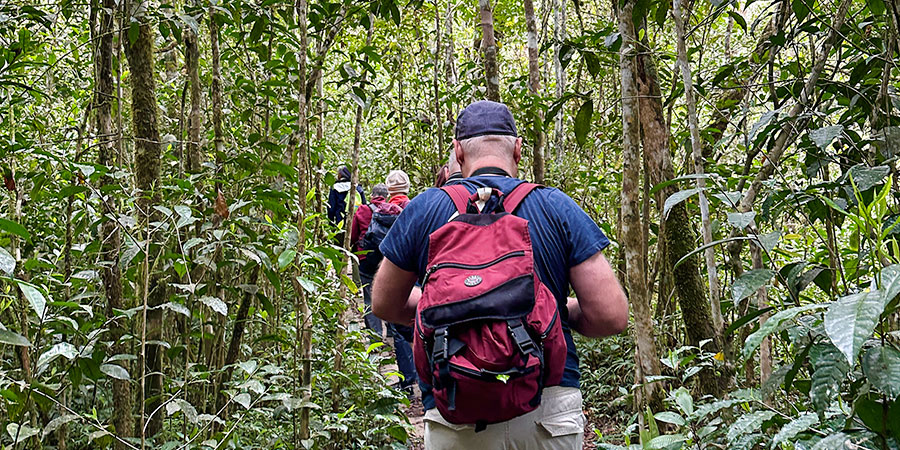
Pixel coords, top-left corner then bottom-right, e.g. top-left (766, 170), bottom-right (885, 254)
top-left (742, 304), bottom-right (826, 360)
top-left (810, 432), bottom-right (849, 450)
top-left (732, 269), bottom-right (775, 303)
top-left (0, 247), bottom-right (14, 276)
top-left (825, 290), bottom-right (886, 365)
top-left (726, 410), bottom-right (774, 443)
top-left (809, 125), bottom-right (842, 149)
top-left (861, 345), bottom-right (900, 399)
top-left (0, 218), bottom-right (31, 242)
top-left (877, 264), bottom-right (900, 306)
top-left (663, 188), bottom-right (702, 218)
top-left (574, 99), bottom-right (593, 147)
top-left (846, 164), bottom-right (889, 192)
top-left (0, 329), bottom-right (31, 347)
top-left (810, 344), bottom-right (850, 415)
top-left (772, 412), bottom-right (818, 448)
top-left (17, 282), bottom-right (48, 321)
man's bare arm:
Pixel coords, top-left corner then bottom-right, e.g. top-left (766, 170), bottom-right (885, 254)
top-left (371, 258), bottom-right (420, 326)
top-left (567, 251), bottom-right (628, 337)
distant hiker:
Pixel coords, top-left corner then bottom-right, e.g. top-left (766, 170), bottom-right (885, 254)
top-left (378, 169), bottom-right (418, 394)
top-left (350, 183), bottom-right (392, 338)
top-left (372, 100), bottom-right (628, 449)
top-left (327, 165), bottom-right (366, 229)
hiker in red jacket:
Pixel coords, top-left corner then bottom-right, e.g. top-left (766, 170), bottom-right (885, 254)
top-left (350, 183), bottom-right (391, 337)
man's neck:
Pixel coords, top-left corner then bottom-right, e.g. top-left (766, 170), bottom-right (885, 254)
top-left (463, 158), bottom-right (516, 177)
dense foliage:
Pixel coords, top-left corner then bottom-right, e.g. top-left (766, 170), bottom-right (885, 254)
top-left (0, 0), bottom-right (898, 447)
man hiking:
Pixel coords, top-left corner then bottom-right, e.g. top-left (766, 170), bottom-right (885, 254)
top-left (353, 171), bottom-right (418, 394)
top-left (371, 100), bottom-right (627, 449)
top-left (350, 183), bottom-right (391, 338)
top-left (327, 165), bottom-right (366, 230)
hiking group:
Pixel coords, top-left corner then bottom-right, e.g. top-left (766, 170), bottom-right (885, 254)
top-left (329, 100), bottom-right (628, 449)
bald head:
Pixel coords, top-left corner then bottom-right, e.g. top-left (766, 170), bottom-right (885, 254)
top-left (453, 135), bottom-right (522, 177)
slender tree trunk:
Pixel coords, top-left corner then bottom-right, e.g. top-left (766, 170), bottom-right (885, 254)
top-left (553, 0), bottom-right (567, 159)
top-left (672, 0), bottom-right (724, 338)
top-left (97, 0), bottom-right (133, 446)
top-left (292, 0), bottom-right (313, 441)
top-left (185, 7), bottom-right (202, 174)
top-left (333, 14), bottom-right (375, 413)
top-left (122, 0), bottom-right (164, 439)
top-left (209, 3), bottom-right (225, 190)
top-left (618, 0), bottom-right (662, 409)
top-left (478, 0), bottom-right (501, 102)
top-left (750, 243), bottom-right (772, 402)
top-left (444, 2), bottom-right (458, 88)
top-left (214, 268), bottom-right (260, 422)
top-left (434, 0), bottom-right (444, 153)
top-left (525, 0), bottom-right (546, 183)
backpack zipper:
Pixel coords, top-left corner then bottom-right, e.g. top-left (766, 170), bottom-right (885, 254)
top-left (423, 250), bottom-right (526, 285)
top-left (449, 362), bottom-right (535, 382)
top-left (541, 309), bottom-right (559, 339)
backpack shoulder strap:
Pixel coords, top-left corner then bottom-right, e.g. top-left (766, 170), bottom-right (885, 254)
top-left (502, 182), bottom-right (541, 214)
top-left (441, 185), bottom-right (471, 215)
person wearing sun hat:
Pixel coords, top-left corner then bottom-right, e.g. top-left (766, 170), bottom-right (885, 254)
top-left (372, 100), bottom-right (627, 449)
top-left (385, 169), bottom-right (410, 207)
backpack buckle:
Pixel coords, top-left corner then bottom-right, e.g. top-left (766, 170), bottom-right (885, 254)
top-left (433, 328), bottom-right (448, 362)
top-left (507, 320), bottom-right (536, 355)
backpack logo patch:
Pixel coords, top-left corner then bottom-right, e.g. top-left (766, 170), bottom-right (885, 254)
top-left (464, 275), bottom-right (483, 287)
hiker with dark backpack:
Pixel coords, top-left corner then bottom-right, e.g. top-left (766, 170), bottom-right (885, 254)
top-left (353, 172), bottom-right (418, 393)
top-left (372, 101), bottom-right (628, 449)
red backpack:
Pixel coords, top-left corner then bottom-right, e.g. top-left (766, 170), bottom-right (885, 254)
top-left (413, 182), bottom-right (567, 429)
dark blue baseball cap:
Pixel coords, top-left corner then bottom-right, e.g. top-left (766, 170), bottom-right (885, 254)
top-left (455, 100), bottom-right (518, 141)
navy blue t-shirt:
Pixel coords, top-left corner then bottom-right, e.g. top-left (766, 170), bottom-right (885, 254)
top-left (379, 175), bottom-right (610, 389)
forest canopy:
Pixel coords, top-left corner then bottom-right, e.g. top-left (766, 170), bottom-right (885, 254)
top-left (0, 0), bottom-right (899, 448)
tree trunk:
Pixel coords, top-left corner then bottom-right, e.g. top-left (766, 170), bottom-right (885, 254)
top-left (293, 0), bottom-right (313, 441)
top-left (209, 2), bottom-right (225, 189)
top-left (214, 268), bottom-right (260, 421)
top-left (97, 0), bottom-right (133, 446)
top-left (672, 0), bottom-right (724, 338)
top-left (185, 8), bottom-right (202, 174)
top-left (333, 14), bottom-right (375, 413)
top-left (434, 1), bottom-right (444, 154)
top-left (750, 243), bottom-right (772, 402)
top-left (525, 0), bottom-right (546, 183)
top-left (444, 2), bottom-right (458, 88)
top-left (618, 0), bottom-right (662, 409)
top-left (122, 0), bottom-right (164, 438)
top-left (553, 0), bottom-right (567, 159)
top-left (478, 0), bottom-right (501, 102)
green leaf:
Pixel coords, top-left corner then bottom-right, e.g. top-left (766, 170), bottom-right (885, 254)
top-left (753, 231), bottom-right (781, 253)
top-left (877, 264), bottom-right (900, 305)
top-left (0, 329), bottom-right (31, 347)
top-left (18, 282), bottom-right (48, 320)
top-left (0, 218), bottom-right (31, 242)
top-left (233, 392), bottom-right (251, 409)
top-left (574, 99), bottom-right (593, 147)
top-left (692, 399), bottom-right (744, 420)
top-left (772, 412), bottom-right (818, 448)
top-left (646, 434), bottom-right (685, 449)
top-left (810, 432), bottom-right (849, 450)
top-left (732, 269), bottom-right (775, 303)
top-left (809, 125), bottom-right (842, 149)
top-left (868, 0), bottom-right (885, 15)
top-left (846, 164), bottom-right (890, 192)
top-left (675, 236), bottom-right (754, 269)
top-left (278, 249), bottom-right (296, 270)
top-left (100, 363), bottom-right (130, 380)
top-left (200, 296), bottom-right (228, 316)
top-left (673, 387), bottom-right (693, 416)
top-left (653, 411), bottom-right (685, 426)
top-left (6, 423), bottom-right (40, 444)
top-left (810, 344), bottom-right (850, 415)
top-left (791, 0), bottom-right (810, 20)
top-left (825, 290), bottom-right (886, 365)
top-left (743, 304), bottom-right (826, 360)
top-left (862, 345), bottom-right (900, 399)
top-left (727, 211), bottom-right (756, 229)
top-left (37, 342), bottom-right (78, 368)
top-left (727, 11), bottom-right (747, 32)
top-left (724, 306), bottom-right (775, 337)
top-left (726, 410), bottom-right (775, 443)
top-left (663, 188), bottom-right (702, 218)
top-left (0, 247), bottom-right (15, 276)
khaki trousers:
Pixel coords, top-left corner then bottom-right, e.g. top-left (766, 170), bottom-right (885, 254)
top-left (423, 386), bottom-right (585, 450)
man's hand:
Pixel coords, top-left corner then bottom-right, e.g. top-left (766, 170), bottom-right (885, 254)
top-left (567, 251), bottom-right (628, 337)
top-left (371, 258), bottom-right (419, 326)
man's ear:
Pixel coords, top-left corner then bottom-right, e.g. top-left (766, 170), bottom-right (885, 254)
top-left (513, 137), bottom-right (523, 164)
top-left (453, 140), bottom-right (465, 170)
